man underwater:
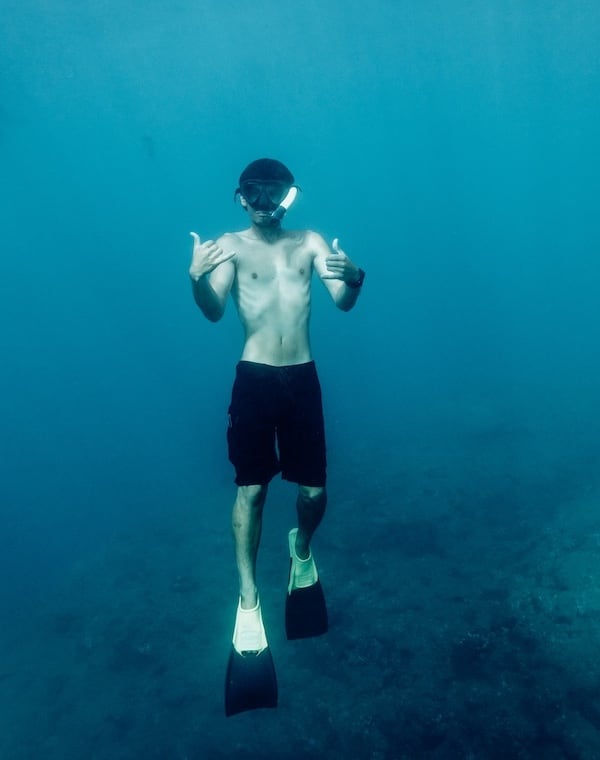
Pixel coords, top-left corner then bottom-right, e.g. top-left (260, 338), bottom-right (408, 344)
top-left (189, 158), bottom-right (365, 714)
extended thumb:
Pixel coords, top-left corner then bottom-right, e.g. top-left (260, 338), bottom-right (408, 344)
top-left (332, 237), bottom-right (341, 252)
top-left (190, 231), bottom-right (201, 245)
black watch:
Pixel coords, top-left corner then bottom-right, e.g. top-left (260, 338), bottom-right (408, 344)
top-left (347, 267), bottom-right (365, 289)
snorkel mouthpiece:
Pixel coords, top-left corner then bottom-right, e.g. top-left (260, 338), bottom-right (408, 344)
top-left (271, 186), bottom-right (298, 222)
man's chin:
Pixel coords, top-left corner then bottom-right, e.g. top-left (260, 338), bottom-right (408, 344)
top-left (253, 212), bottom-right (279, 228)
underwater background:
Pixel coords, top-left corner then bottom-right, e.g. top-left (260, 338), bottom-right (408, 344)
top-left (2, 0), bottom-right (600, 757)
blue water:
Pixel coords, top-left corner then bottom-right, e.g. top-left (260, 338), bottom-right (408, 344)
top-left (2, 1), bottom-right (600, 757)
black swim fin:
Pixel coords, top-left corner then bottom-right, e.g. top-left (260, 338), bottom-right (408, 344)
top-left (224, 598), bottom-right (278, 716)
top-left (224, 645), bottom-right (278, 716)
top-left (285, 579), bottom-right (328, 640)
top-left (286, 528), bottom-right (328, 640)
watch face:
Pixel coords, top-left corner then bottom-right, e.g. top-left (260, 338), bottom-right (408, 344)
top-left (350, 269), bottom-right (365, 288)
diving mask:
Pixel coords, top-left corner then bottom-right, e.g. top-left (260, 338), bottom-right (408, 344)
top-left (236, 180), bottom-right (300, 221)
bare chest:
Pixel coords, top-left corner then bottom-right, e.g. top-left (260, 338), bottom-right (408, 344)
top-left (235, 243), bottom-right (313, 287)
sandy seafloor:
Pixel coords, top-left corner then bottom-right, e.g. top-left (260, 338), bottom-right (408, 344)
top-left (2, 406), bottom-right (600, 760)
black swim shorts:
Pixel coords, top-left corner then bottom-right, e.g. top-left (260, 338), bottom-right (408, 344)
top-left (227, 360), bottom-right (327, 487)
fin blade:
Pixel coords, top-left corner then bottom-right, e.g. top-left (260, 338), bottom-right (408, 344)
top-left (285, 580), bottom-right (328, 640)
top-left (224, 645), bottom-right (278, 716)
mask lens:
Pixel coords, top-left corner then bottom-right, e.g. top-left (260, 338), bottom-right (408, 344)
top-left (241, 180), bottom-right (289, 208)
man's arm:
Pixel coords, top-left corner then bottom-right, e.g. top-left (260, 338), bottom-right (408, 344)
top-left (312, 234), bottom-right (364, 312)
top-left (189, 232), bottom-right (236, 322)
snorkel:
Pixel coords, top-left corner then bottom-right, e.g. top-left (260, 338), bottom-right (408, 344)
top-left (270, 185), bottom-right (298, 222)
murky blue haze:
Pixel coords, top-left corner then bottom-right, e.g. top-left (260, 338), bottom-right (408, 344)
top-left (1, 1), bottom-right (600, 757)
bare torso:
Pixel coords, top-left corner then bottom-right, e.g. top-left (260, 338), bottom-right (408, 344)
top-left (220, 227), bottom-right (319, 366)
top-left (191, 218), bottom-right (359, 365)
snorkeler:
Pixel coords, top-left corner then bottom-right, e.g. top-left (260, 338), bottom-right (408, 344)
top-left (189, 158), bottom-right (365, 715)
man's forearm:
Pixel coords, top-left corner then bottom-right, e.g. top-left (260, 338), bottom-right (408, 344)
top-left (190, 275), bottom-right (225, 322)
top-left (335, 269), bottom-right (365, 312)
top-left (335, 284), bottom-right (361, 312)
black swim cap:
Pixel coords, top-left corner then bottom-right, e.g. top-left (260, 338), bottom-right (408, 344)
top-left (238, 158), bottom-right (294, 186)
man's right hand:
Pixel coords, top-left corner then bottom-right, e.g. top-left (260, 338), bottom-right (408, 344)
top-left (189, 232), bottom-right (236, 281)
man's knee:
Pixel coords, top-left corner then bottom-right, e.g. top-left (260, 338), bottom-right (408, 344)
top-left (237, 484), bottom-right (268, 510)
top-left (298, 485), bottom-right (327, 506)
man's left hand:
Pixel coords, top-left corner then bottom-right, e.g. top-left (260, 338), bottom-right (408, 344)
top-left (322, 238), bottom-right (360, 284)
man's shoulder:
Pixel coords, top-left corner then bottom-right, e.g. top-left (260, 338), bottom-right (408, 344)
top-left (217, 230), bottom-right (245, 245)
top-left (288, 229), bottom-right (327, 249)
top-left (299, 230), bottom-right (330, 256)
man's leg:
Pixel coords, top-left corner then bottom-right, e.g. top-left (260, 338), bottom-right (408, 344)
top-left (232, 484), bottom-right (268, 609)
top-left (294, 485), bottom-right (326, 559)
top-left (286, 485), bottom-right (328, 639)
top-left (226, 483), bottom-right (278, 716)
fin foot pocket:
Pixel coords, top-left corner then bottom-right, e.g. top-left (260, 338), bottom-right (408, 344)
top-left (287, 528), bottom-right (319, 592)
